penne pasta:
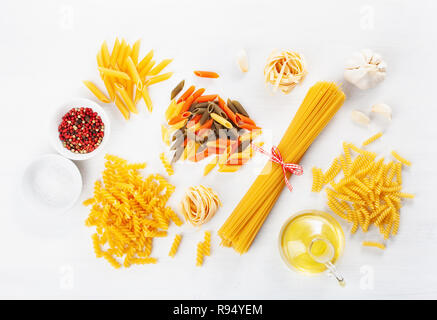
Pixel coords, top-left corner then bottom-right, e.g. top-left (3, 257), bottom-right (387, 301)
top-left (149, 59), bottom-right (173, 76)
top-left (109, 38), bottom-right (120, 67)
top-left (138, 49), bottom-right (154, 71)
top-left (141, 86), bottom-right (153, 112)
top-left (146, 72), bottom-right (173, 86)
top-left (98, 67), bottom-right (131, 81)
top-left (83, 80), bottom-right (110, 103)
top-left (203, 156), bottom-right (218, 176)
top-left (211, 113), bottom-right (233, 129)
top-left (114, 96), bottom-right (130, 120)
top-left (125, 56), bottom-right (143, 89)
top-left (115, 84), bottom-right (138, 114)
top-left (130, 39), bottom-right (141, 65)
top-left (218, 164), bottom-right (242, 173)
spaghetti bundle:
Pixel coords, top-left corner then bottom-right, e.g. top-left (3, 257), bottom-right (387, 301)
top-left (218, 82), bottom-right (346, 254)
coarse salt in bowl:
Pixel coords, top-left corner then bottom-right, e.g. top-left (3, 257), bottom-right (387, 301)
top-left (21, 154), bottom-right (83, 214)
top-left (50, 98), bottom-right (110, 160)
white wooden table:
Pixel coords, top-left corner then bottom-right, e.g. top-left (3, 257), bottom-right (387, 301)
top-left (0, 0), bottom-right (435, 299)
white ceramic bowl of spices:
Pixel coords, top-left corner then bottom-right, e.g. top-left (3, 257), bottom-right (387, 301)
top-left (50, 98), bottom-right (111, 160)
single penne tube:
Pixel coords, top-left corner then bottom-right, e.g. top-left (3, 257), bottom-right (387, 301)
top-left (101, 41), bottom-right (110, 67)
top-left (102, 76), bottom-right (116, 101)
top-left (130, 39), bottom-right (141, 65)
top-left (121, 44), bottom-right (132, 69)
top-left (203, 156), bottom-right (218, 176)
top-left (138, 49), bottom-right (154, 71)
top-left (125, 56), bottom-right (143, 89)
top-left (177, 85), bottom-right (196, 103)
top-left (165, 99), bottom-right (177, 120)
top-left (115, 84), bottom-right (138, 114)
top-left (126, 81), bottom-right (134, 100)
top-left (83, 80), bottom-right (110, 103)
top-left (236, 113), bottom-right (256, 126)
top-left (114, 95), bottom-right (130, 120)
top-left (98, 67), bottom-right (131, 81)
top-left (161, 124), bottom-right (170, 146)
top-left (141, 86), bottom-right (153, 112)
top-left (97, 51), bottom-right (104, 69)
top-left (218, 164), bottom-right (242, 173)
top-left (139, 59), bottom-right (155, 79)
top-left (148, 59), bottom-right (173, 76)
top-left (193, 70), bottom-right (220, 78)
top-left (169, 119), bottom-right (188, 133)
top-left (134, 88), bottom-right (142, 104)
top-left (211, 113), bottom-right (233, 129)
top-left (117, 39), bottom-right (127, 67)
top-left (146, 72), bottom-right (173, 86)
top-left (109, 38), bottom-right (120, 67)
top-left (169, 101), bottom-right (185, 120)
top-left (239, 129), bottom-right (262, 142)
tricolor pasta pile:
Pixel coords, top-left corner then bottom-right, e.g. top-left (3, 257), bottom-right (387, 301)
top-left (312, 135), bottom-right (414, 242)
top-left (83, 154), bottom-right (183, 268)
top-left (83, 38), bottom-right (173, 120)
top-left (161, 81), bottom-right (263, 175)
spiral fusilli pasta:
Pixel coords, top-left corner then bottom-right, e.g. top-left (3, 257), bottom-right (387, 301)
top-left (312, 139), bottom-right (414, 245)
top-left (362, 132), bottom-right (383, 146)
top-left (84, 154), bottom-right (182, 269)
top-left (168, 234), bottom-right (182, 258)
top-left (160, 152), bottom-right (174, 176)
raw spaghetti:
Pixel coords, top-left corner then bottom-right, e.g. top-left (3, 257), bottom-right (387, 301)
top-left (218, 81), bottom-right (346, 254)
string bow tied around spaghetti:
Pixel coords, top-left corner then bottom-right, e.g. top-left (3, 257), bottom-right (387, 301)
top-left (251, 144), bottom-right (303, 191)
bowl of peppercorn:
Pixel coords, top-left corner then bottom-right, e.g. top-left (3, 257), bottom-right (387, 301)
top-left (50, 98), bottom-right (110, 160)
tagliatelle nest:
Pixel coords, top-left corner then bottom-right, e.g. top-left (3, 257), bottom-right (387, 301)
top-left (264, 49), bottom-right (307, 94)
top-left (180, 185), bottom-right (221, 226)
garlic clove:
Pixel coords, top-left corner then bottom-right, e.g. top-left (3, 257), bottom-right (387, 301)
top-left (351, 110), bottom-right (370, 126)
top-left (237, 49), bottom-right (249, 72)
top-left (371, 103), bottom-right (392, 120)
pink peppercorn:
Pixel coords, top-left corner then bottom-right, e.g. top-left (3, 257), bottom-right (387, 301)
top-left (58, 107), bottom-right (104, 154)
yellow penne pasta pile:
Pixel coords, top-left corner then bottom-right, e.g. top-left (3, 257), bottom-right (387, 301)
top-left (84, 154), bottom-right (183, 268)
top-left (83, 38), bottom-right (173, 120)
top-left (312, 139), bottom-right (414, 243)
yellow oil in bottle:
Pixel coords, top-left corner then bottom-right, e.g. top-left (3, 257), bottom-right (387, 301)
top-left (278, 210), bottom-right (345, 274)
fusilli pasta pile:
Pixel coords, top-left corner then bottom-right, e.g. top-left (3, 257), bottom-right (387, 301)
top-left (312, 141), bottom-right (414, 243)
top-left (84, 154), bottom-right (183, 268)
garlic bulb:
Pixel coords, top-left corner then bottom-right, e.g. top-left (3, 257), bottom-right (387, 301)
top-left (371, 103), bottom-right (392, 120)
top-left (351, 110), bottom-right (370, 126)
top-left (344, 49), bottom-right (387, 90)
top-left (236, 49), bottom-right (249, 72)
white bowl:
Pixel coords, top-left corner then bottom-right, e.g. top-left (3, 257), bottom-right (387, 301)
top-left (49, 98), bottom-right (110, 160)
top-left (21, 154), bottom-right (83, 214)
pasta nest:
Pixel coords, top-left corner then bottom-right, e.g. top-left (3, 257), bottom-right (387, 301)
top-left (264, 49), bottom-right (307, 94)
top-left (180, 185), bottom-right (221, 226)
